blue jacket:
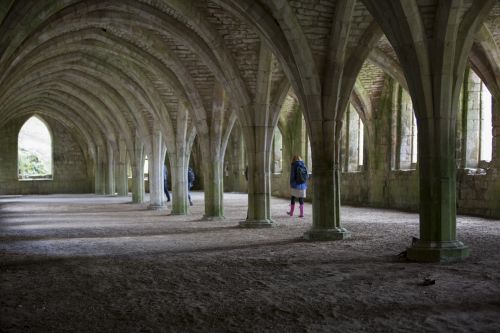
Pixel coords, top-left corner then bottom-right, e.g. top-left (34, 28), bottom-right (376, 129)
top-left (187, 167), bottom-right (195, 189)
top-left (163, 166), bottom-right (168, 186)
top-left (290, 160), bottom-right (308, 190)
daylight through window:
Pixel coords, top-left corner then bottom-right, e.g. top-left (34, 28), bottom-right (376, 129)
top-left (18, 116), bottom-right (53, 180)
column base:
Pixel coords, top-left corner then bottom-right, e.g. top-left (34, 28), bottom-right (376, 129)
top-left (148, 204), bottom-right (166, 211)
top-left (203, 215), bottom-right (225, 221)
top-left (170, 212), bottom-right (189, 216)
top-left (406, 240), bottom-right (469, 262)
top-left (239, 219), bottom-right (274, 228)
top-left (303, 228), bottom-right (351, 241)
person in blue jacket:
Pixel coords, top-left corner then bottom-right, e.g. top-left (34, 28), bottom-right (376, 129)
top-left (187, 167), bottom-right (195, 206)
top-left (287, 155), bottom-right (308, 217)
top-left (163, 165), bottom-right (171, 202)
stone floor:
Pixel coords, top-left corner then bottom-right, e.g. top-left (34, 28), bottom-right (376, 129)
top-left (1, 192), bottom-right (500, 332)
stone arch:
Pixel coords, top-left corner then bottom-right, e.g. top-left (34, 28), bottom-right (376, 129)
top-left (471, 25), bottom-right (500, 101)
top-left (17, 115), bottom-right (54, 180)
top-left (13, 110), bottom-right (96, 182)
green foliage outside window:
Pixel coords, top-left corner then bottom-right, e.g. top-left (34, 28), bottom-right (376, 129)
top-left (18, 148), bottom-right (50, 179)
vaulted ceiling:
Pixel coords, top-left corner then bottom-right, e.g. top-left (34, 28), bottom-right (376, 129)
top-left (0, 1), bottom-right (498, 160)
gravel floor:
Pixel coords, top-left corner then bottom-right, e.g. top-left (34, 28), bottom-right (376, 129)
top-left (1, 192), bottom-right (499, 333)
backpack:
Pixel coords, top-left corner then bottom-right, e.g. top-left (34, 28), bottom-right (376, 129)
top-left (295, 164), bottom-right (308, 184)
top-left (188, 168), bottom-right (195, 183)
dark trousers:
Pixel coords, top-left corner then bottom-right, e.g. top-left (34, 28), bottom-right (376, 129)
top-left (188, 183), bottom-right (193, 204)
top-left (164, 182), bottom-right (170, 201)
top-left (290, 196), bottom-right (304, 205)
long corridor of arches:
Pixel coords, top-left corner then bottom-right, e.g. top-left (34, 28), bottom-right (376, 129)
top-left (1, 0), bottom-right (500, 331)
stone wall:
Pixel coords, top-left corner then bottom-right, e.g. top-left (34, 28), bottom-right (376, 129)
top-left (0, 116), bottom-right (92, 194)
top-left (223, 123), bottom-right (249, 193)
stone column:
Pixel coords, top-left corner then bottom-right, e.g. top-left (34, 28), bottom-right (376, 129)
top-left (239, 44), bottom-right (274, 228)
top-left (408, 115), bottom-right (468, 261)
top-left (115, 138), bottom-right (128, 196)
top-left (105, 142), bottom-right (115, 195)
top-left (367, 79), bottom-right (394, 206)
top-left (361, 0), bottom-right (495, 261)
top-left (490, 98), bottom-right (500, 217)
top-left (94, 144), bottom-right (105, 195)
top-left (170, 106), bottom-right (190, 215)
top-left (304, 120), bottom-right (350, 240)
top-left (148, 128), bottom-right (164, 210)
top-left (239, 125), bottom-right (274, 228)
top-left (131, 138), bottom-right (144, 203)
top-left (222, 124), bottom-right (247, 193)
top-left (202, 83), bottom-right (226, 219)
top-left (202, 156), bottom-right (224, 218)
top-left (170, 153), bottom-right (189, 215)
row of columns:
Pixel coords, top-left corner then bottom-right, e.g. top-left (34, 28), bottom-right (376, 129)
top-left (89, 1), bottom-right (496, 264)
top-left (92, 106), bottom-right (194, 215)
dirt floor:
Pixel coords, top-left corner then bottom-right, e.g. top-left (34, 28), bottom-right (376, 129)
top-left (1, 192), bottom-right (500, 333)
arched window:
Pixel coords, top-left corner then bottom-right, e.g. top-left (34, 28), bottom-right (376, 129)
top-left (480, 81), bottom-right (493, 162)
top-left (18, 116), bottom-right (53, 180)
top-left (306, 135), bottom-right (312, 172)
top-left (464, 70), bottom-right (492, 168)
top-left (127, 159), bottom-right (132, 178)
top-left (272, 128), bottom-right (283, 174)
top-left (341, 104), bottom-right (365, 172)
top-left (394, 88), bottom-right (418, 170)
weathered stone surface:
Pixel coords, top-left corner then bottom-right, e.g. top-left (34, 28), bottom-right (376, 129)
top-left (0, 116), bottom-right (92, 194)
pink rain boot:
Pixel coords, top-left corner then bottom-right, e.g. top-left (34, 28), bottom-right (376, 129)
top-left (299, 204), bottom-right (304, 218)
top-left (287, 204), bottom-right (295, 216)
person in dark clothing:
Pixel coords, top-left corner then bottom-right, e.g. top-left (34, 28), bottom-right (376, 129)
top-left (187, 167), bottom-right (195, 206)
top-left (163, 165), bottom-right (170, 202)
top-left (287, 155), bottom-right (308, 218)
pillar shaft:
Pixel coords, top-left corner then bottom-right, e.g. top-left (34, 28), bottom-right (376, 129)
top-left (407, 115), bottom-right (469, 261)
top-left (148, 130), bottom-right (164, 209)
top-left (94, 145), bottom-right (105, 195)
top-left (115, 139), bottom-right (128, 197)
top-left (239, 125), bottom-right (273, 228)
top-left (115, 161), bottom-right (128, 197)
top-left (105, 145), bottom-right (115, 195)
top-left (304, 121), bottom-right (350, 240)
top-left (494, 99), bottom-right (500, 170)
top-left (419, 119), bottom-right (457, 241)
top-left (170, 154), bottom-right (188, 215)
top-left (203, 158), bottom-right (224, 218)
top-left (131, 141), bottom-right (144, 203)
top-left (202, 82), bottom-right (226, 219)
top-left (239, 44), bottom-right (274, 228)
top-left (169, 104), bottom-right (191, 215)
top-left (491, 99), bottom-right (500, 217)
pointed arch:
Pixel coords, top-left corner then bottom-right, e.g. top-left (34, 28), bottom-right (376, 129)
top-left (17, 115), bottom-right (53, 180)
